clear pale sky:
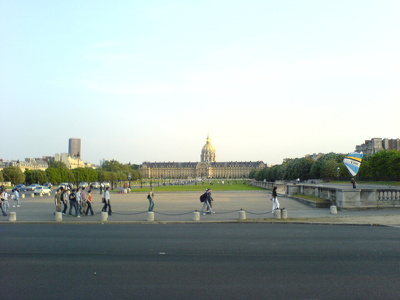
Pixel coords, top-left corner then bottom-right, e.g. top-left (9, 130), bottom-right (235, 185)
top-left (1, 1), bottom-right (399, 165)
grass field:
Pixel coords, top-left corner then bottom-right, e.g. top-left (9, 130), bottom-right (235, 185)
top-left (127, 180), bottom-right (265, 192)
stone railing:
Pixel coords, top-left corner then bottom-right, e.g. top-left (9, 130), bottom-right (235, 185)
top-left (250, 181), bottom-right (400, 209)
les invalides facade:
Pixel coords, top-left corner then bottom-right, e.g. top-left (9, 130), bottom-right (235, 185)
top-left (139, 136), bottom-right (265, 179)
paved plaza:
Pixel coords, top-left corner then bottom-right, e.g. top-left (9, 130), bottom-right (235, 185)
top-left (2, 190), bottom-right (400, 226)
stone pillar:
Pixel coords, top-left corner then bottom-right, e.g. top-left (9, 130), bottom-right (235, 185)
top-left (281, 208), bottom-right (288, 219)
top-left (330, 205), bottom-right (338, 214)
top-left (9, 212), bottom-right (16, 222)
top-left (55, 212), bottom-right (62, 222)
top-left (21, 194), bottom-right (25, 199)
top-left (31, 193), bottom-right (35, 198)
top-left (193, 211), bottom-right (200, 221)
top-left (101, 211), bottom-right (108, 222)
top-left (147, 211), bottom-right (154, 222)
top-left (273, 209), bottom-right (281, 219)
top-left (239, 209), bottom-right (246, 220)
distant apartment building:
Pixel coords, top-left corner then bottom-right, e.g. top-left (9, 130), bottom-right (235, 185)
top-left (0, 158), bottom-right (48, 172)
top-left (355, 138), bottom-right (400, 156)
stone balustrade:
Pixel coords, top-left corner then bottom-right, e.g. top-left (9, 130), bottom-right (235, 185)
top-left (250, 181), bottom-right (400, 209)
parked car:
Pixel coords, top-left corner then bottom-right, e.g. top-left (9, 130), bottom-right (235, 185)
top-left (79, 182), bottom-right (89, 188)
top-left (90, 182), bottom-right (100, 189)
top-left (59, 182), bottom-right (70, 189)
top-left (26, 184), bottom-right (41, 192)
top-left (102, 182), bottom-right (111, 188)
top-left (34, 186), bottom-right (52, 195)
top-left (13, 184), bottom-right (27, 192)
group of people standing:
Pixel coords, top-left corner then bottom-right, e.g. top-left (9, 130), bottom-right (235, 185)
top-left (0, 187), bottom-right (21, 217)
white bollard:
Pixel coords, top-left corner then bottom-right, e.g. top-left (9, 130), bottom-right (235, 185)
top-left (193, 211), bottom-right (200, 221)
top-left (21, 194), bottom-right (25, 199)
top-left (281, 208), bottom-right (288, 219)
top-left (55, 212), bottom-right (62, 222)
top-left (239, 209), bottom-right (246, 220)
top-left (101, 211), bottom-right (108, 222)
top-left (39, 193), bottom-right (43, 197)
top-left (330, 205), bottom-right (338, 214)
top-left (9, 212), bottom-right (17, 222)
top-left (31, 193), bottom-right (35, 198)
top-left (147, 211), bottom-right (154, 222)
top-left (273, 209), bottom-right (281, 219)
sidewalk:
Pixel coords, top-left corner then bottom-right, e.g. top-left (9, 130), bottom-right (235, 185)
top-left (1, 190), bottom-right (400, 226)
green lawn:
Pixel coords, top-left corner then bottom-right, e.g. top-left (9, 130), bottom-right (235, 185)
top-left (126, 180), bottom-right (265, 192)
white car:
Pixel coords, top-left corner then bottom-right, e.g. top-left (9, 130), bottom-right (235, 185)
top-left (34, 186), bottom-right (52, 195)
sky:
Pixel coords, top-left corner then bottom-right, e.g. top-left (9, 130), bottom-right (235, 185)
top-left (1, 0), bottom-right (399, 166)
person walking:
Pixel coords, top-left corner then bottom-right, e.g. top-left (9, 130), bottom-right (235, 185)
top-left (1, 189), bottom-right (10, 214)
top-left (102, 187), bottom-right (112, 215)
top-left (68, 189), bottom-right (79, 217)
top-left (13, 188), bottom-right (20, 207)
top-left (54, 189), bottom-right (62, 213)
top-left (271, 186), bottom-right (280, 212)
top-left (201, 189), bottom-right (214, 215)
top-left (1, 189), bottom-right (9, 216)
top-left (85, 190), bottom-right (94, 216)
top-left (147, 188), bottom-right (155, 212)
top-left (61, 187), bottom-right (69, 214)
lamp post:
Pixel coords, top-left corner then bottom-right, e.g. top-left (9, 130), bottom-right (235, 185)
top-left (337, 166), bottom-right (340, 181)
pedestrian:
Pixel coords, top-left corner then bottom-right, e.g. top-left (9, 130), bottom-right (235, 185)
top-left (271, 186), bottom-right (280, 212)
top-left (13, 188), bottom-right (20, 207)
top-left (76, 188), bottom-right (82, 217)
top-left (68, 189), bottom-right (79, 217)
top-left (61, 187), bottom-right (69, 214)
top-left (80, 187), bottom-right (87, 215)
top-left (147, 188), bottom-right (155, 212)
top-left (1, 189), bottom-right (10, 213)
top-left (102, 187), bottom-right (112, 215)
top-left (201, 189), bottom-right (214, 215)
top-left (54, 189), bottom-right (62, 213)
top-left (351, 177), bottom-right (357, 189)
top-left (85, 189), bottom-right (94, 216)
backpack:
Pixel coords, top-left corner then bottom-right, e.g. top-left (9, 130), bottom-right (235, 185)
top-left (200, 193), bottom-right (207, 202)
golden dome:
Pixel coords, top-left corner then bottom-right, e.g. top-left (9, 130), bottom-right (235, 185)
top-left (201, 136), bottom-right (216, 162)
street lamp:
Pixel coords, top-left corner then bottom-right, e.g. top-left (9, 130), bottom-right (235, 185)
top-left (337, 167), bottom-right (340, 181)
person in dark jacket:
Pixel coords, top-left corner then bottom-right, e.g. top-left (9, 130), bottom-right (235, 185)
top-left (271, 186), bottom-right (280, 212)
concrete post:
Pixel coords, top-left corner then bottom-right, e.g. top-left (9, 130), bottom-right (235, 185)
top-left (21, 194), bottom-right (25, 199)
top-left (330, 205), bottom-right (338, 214)
top-left (31, 193), bottom-right (34, 198)
top-left (193, 211), bottom-right (200, 221)
top-left (239, 209), bottom-right (246, 220)
top-left (273, 209), bottom-right (281, 219)
top-left (147, 211), bottom-right (155, 222)
top-left (9, 212), bottom-right (16, 222)
top-left (101, 211), bottom-right (108, 222)
top-left (39, 193), bottom-right (43, 197)
top-left (281, 208), bottom-right (288, 219)
top-left (55, 212), bottom-right (62, 222)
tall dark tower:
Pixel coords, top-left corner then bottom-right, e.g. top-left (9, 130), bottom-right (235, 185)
top-left (69, 138), bottom-right (81, 158)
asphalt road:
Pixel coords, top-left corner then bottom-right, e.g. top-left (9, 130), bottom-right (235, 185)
top-left (1, 224), bottom-right (400, 300)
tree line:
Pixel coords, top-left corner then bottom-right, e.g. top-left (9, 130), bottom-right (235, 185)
top-left (250, 150), bottom-right (400, 182)
top-left (0, 160), bottom-right (142, 186)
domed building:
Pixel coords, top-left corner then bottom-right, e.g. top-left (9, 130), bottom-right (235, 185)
top-left (139, 136), bottom-right (265, 179)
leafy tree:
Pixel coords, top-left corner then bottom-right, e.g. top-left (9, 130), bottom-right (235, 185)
top-left (48, 161), bottom-right (68, 169)
top-left (2, 166), bottom-right (25, 185)
top-left (25, 170), bottom-right (48, 185)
